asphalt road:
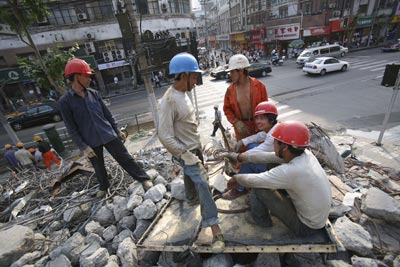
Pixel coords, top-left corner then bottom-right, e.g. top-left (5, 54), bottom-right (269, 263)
top-left (1, 47), bottom-right (399, 147)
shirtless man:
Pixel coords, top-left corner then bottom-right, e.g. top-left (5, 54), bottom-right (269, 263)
top-left (223, 54), bottom-right (268, 143)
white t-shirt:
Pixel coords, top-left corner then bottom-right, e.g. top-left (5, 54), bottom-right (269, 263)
top-left (242, 124), bottom-right (278, 154)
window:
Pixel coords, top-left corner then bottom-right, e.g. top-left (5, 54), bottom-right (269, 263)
top-left (320, 48), bottom-right (329, 54)
top-left (330, 46), bottom-right (340, 52)
top-left (37, 105), bottom-right (53, 114)
top-left (278, 6), bottom-right (288, 18)
top-left (148, 0), bottom-right (160, 14)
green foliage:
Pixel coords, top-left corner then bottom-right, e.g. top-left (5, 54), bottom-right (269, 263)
top-left (17, 44), bottom-right (79, 90)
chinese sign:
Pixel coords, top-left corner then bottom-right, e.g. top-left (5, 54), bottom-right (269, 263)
top-left (268, 23), bottom-right (300, 40)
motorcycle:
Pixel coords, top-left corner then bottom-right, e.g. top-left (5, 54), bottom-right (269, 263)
top-left (271, 55), bottom-right (285, 66)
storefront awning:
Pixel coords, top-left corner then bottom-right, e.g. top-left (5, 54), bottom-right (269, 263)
top-left (303, 26), bottom-right (330, 37)
top-left (0, 68), bottom-right (32, 84)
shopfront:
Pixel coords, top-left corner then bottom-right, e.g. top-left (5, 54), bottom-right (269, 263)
top-left (265, 23), bottom-right (300, 55)
top-left (209, 35), bottom-right (216, 49)
top-left (248, 29), bottom-right (265, 50)
top-left (303, 26), bottom-right (331, 47)
top-left (216, 34), bottom-right (230, 51)
top-left (98, 60), bottom-right (133, 96)
top-left (230, 32), bottom-right (246, 51)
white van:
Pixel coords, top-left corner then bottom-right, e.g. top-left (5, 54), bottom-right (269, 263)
top-left (296, 45), bottom-right (342, 66)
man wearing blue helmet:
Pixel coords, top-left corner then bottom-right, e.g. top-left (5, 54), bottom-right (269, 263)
top-left (158, 52), bottom-right (225, 253)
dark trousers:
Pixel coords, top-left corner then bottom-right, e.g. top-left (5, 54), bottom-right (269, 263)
top-left (89, 138), bottom-right (150, 190)
top-left (211, 122), bottom-right (225, 136)
top-left (250, 188), bottom-right (322, 236)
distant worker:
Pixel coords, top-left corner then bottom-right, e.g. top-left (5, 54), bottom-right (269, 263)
top-left (158, 52), bottom-right (225, 253)
top-left (14, 142), bottom-right (36, 171)
top-left (211, 105), bottom-right (225, 137)
top-left (34, 135), bottom-right (60, 170)
top-left (3, 144), bottom-right (20, 171)
top-left (59, 58), bottom-right (152, 198)
top-left (28, 147), bottom-right (45, 169)
top-left (228, 121), bottom-right (332, 236)
top-left (223, 54), bottom-right (268, 143)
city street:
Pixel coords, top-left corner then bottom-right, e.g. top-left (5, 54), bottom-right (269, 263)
top-left (1, 48), bottom-right (399, 148)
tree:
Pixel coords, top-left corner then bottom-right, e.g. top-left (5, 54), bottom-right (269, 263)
top-left (17, 44), bottom-right (79, 94)
top-left (0, 0), bottom-right (65, 94)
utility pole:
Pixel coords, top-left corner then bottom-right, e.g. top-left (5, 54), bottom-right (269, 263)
top-left (123, 0), bottom-right (159, 128)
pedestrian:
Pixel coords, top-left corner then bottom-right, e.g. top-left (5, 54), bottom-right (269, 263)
top-left (221, 101), bottom-right (284, 199)
top-left (154, 74), bottom-right (161, 88)
top-left (158, 52), bottom-right (225, 253)
top-left (3, 144), bottom-right (20, 171)
top-left (113, 75), bottom-right (119, 85)
top-left (211, 105), bottom-right (225, 137)
top-left (59, 58), bottom-right (153, 198)
top-left (28, 147), bottom-right (45, 169)
top-left (34, 135), bottom-right (60, 170)
top-left (228, 121), bottom-right (332, 236)
top-left (223, 54), bottom-right (268, 143)
top-left (14, 142), bottom-right (36, 171)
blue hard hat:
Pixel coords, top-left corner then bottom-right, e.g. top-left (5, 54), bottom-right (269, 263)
top-left (169, 52), bottom-right (202, 74)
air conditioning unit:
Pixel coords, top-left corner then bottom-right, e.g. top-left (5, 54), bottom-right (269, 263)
top-left (85, 42), bottom-right (96, 54)
top-left (333, 10), bottom-right (341, 17)
top-left (329, 3), bottom-right (336, 8)
top-left (86, 32), bottom-right (95, 40)
top-left (54, 33), bottom-right (64, 42)
top-left (77, 12), bottom-right (88, 21)
top-left (37, 17), bottom-right (49, 25)
top-left (161, 3), bottom-right (168, 13)
top-left (103, 51), bottom-right (114, 62)
top-left (115, 49), bottom-right (125, 60)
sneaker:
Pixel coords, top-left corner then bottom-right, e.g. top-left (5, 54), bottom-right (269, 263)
top-left (221, 188), bottom-right (248, 200)
top-left (142, 180), bottom-right (153, 191)
top-left (210, 134), bottom-right (215, 137)
top-left (211, 234), bottom-right (225, 253)
top-left (96, 190), bottom-right (107, 198)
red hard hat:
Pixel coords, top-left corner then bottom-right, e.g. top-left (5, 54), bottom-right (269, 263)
top-left (254, 101), bottom-right (278, 116)
top-left (272, 121), bottom-right (309, 147)
top-left (64, 58), bottom-right (94, 77)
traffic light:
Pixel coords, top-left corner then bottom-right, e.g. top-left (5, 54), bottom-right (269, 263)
top-left (145, 46), bottom-right (155, 66)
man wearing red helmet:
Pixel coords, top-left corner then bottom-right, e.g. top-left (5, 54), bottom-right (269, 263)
top-left (228, 121), bottom-right (331, 236)
top-left (59, 58), bottom-right (152, 198)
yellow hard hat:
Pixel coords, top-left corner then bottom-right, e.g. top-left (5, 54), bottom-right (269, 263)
top-left (4, 144), bottom-right (12, 149)
top-left (16, 142), bottom-right (24, 148)
top-left (34, 135), bottom-right (42, 142)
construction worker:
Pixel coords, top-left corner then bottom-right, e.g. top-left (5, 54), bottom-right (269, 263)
top-left (158, 52), bottom-right (225, 253)
top-left (210, 105), bottom-right (225, 137)
top-left (28, 147), bottom-right (45, 169)
top-left (223, 54), bottom-right (268, 142)
top-left (59, 58), bottom-right (152, 198)
top-left (221, 101), bottom-right (284, 200)
top-left (3, 144), bottom-right (20, 171)
top-left (228, 121), bottom-right (332, 236)
top-left (14, 142), bottom-right (36, 170)
top-left (34, 135), bottom-right (60, 170)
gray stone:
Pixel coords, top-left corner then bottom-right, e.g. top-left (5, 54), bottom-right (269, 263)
top-left (154, 175), bottom-right (168, 186)
top-left (112, 229), bottom-right (133, 251)
top-left (63, 206), bottom-right (82, 223)
top-left (117, 237), bottom-right (138, 267)
top-left (203, 254), bottom-right (233, 267)
top-left (127, 182), bottom-right (145, 197)
top-left (133, 219), bottom-right (151, 240)
top-left (383, 254), bottom-right (394, 267)
top-left (282, 253), bottom-right (325, 267)
top-left (143, 184), bottom-right (166, 202)
top-left (334, 216), bottom-right (373, 256)
top-left (32, 233), bottom-right (47, 253)
top-left (119, 215), bottom-right (136, 230)
top-left (134, 199), bottom-right (157, 220)
top-left (48, 221), bottom-right (62, 231)
top-left (170, 178), bottom-right (186, 200)
top-left (93, 204), bottom-right (115, 226)
top-left (394, 255), bottom-right (400, 267)
top-left (79, 241), bottom-right (101, 259)
top-left (85, 220), bottom-right (105, 236)
top-left (326, 260), bottom-right (353, 267)
top-left (113, 198), bottom-right (130, 222)
top-left (10, 251), bottom-right (41, 267)
top-left (34, 255), bottom-right (49, 267)
top-left (45, 254), bottom-right (71, 267)
top-left (103, 225), bottom-right (118, 242)
top-left (155, 199), bottom-right (168, 211)
top-left (0, 225), bottom-right (34, 267)
top-left (60, 232), bottom-right (85, 265)
top-left (48, 246), bottom-right (63, 260)
top-left (361, 187), bottom-right (400, 224)
top-left (104, 255), bottom-right (120, 267)
top-left (48, 229), bottom-right (70, 252)
top-left (79, 247), bottom-right (109, 267)
top-left (146, 169), bottom-right (159, 180)
top-left (126, 194), bottom-right (143, 210)
top-left (252, 253), bottom-right (281, 267)
top-left (351, 255), bottom-right (378, 267)
top-left (85, 233), bottom-right (105, 246)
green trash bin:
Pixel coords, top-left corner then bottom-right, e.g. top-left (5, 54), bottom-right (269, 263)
top-left (42, 124), bottom-right (65, 154)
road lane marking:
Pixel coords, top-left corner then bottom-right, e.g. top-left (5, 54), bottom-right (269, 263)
top-left (277, 105), bottom-right (289, 111)
top-left (370, 67), bottom-right (386, 72)
top-left (278, 109), bottom-right (302, 119)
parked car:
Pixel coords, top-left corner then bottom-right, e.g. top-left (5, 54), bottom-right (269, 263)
top-left (339, 46), bottom-right (348, 57)
top-left (211, 65), bottom-right (229, 79)
top-left (381, 40), bottom-right (400, 52)
top-left (302, 57), bottom-right (349, 76)
top-left (8, 102), bottom-right (63, 131)
top-left (227, 62), bottom-right (272, 81)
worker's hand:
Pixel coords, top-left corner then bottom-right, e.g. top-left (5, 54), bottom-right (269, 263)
top-left (219, 152), bottom-right (239, 164)
top-left (234, 140), bottom-right (244, 152)
top-left (118, 131), bottom-right (127, 141)
top-left (82, 146), bottom-right (96, 158)
top-left (227, 176), bottom-right (239, 190)
top-left (180, 151), bottom-right (201, 166)
top-left (234, 121), bottom-right (250, 137)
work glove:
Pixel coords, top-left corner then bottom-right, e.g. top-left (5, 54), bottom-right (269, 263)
top-left (82, 146), bottom-right (96, 158)
top-left (118, 132), bottom-right (127, 141)
top-left (234, 121), bottom-right (250, 137)
top-left (219, 152), bottom-right (239, 165)
top-left (180, 151), bottom-right (201, 166)
top-left (234, 140), bottom-right (244, 152)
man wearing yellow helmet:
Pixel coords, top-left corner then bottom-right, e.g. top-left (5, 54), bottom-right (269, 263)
top-left (3, 144), bottom-right (20, 171)
top-left (14, 142), bottom-right (36, 170)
